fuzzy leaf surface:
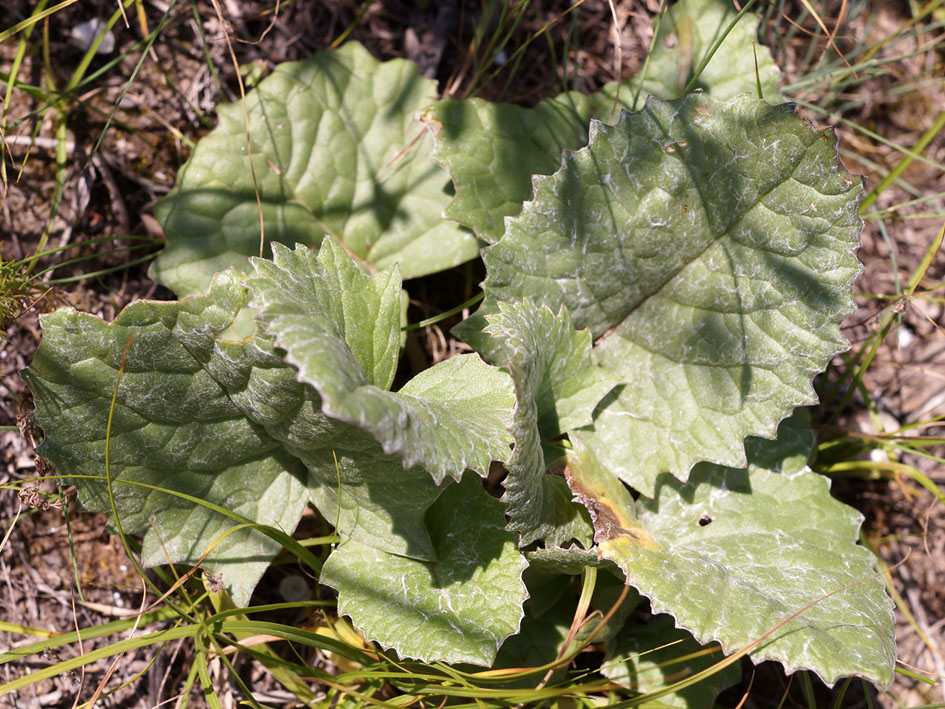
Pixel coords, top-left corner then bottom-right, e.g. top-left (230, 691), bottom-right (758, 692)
top-left (484, 299), bottom-right (614, 545)
top-left (24, 273), bottom-right (309, 605)
top-left (567, 439), bottom-right (896, 688)
top-left (320, 474), bottom-right (528, 666)
top-left (228, 389), bottom-right (447, 560)
top-left (427, 0), bottom-right (780, 243)
top-left (248, 239), bottom-right (515, 484)
top-left (152, 42), bottom-right (478, 297)
top-left (462, 94), bottom-right (862, 494)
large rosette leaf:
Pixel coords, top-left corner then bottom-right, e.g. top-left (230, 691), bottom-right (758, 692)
top-left (320, 473), bottom-right (528, 666)
top-left (24, 272), bottom-right (309, 605)
top-left (565, 429), bottom-right (896, 688)
top-left (152, 42), bottom-right (478, 298)
top-left (459, 93), bottom-right (862, 495)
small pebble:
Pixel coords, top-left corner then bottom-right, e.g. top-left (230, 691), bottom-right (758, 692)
top-left (71, 18), bottom-right (115, 55)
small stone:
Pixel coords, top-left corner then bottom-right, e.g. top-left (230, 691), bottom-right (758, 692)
top-left (70, 18), bottom-right (115, 55)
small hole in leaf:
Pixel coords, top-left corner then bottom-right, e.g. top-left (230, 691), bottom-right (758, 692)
top-left (697, 513), bottom-right (714, 527)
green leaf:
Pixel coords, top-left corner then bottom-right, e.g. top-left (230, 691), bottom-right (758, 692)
top-left (24, 265), bottom-right (449, 601)
top-left (424, 93), bottom-right (593, 244)
top-left (249, 238), bottom-right (402, 393)
top-left (603, 615), bottom-right (740, 708)
top-left (494, 569), bottom-right (639, 679)
top-left (463, 94), bottom-right (862, 494)
top-left (249, 238), bottom-right (515, 484)
top-left (743, 407), bottom-right (815, 475)
top-left (152, 42), bottom-right (479, 298)
top-left (320, 473), bottom-right (528, 666)
top-left (484, 299), bottom-right (613, 545)
top-left (427, 0), bottom-right (780, 244)
top-left (24, 272), bottom-right (309, 606)
top-left (497, 569), bottom-right (644, 685)
top-left (591, 0), bottom-right (782, 112)
top-left (492, 576), bottom-right (577, 675)
top-left (568, 441), bottom-right (896, 688)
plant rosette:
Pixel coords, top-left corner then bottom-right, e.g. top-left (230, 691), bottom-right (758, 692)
top-left (25, 14), bottom-right (895, 701)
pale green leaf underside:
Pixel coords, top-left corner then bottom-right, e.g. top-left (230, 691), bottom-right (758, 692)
top-left (484, 299), bottom-right (612, 545)
top-left (466, 94), bottom-right (862, 494)
top-left (603, 615), bottom-right (741, 708)
top-left (485, 299), bottom-right (618, 437)
top-left (249, 239), bottom-right (402, 393)
top-left (248, 239), bottom-right (515, 484)
top-left (320, 474), bottom-right (528, 666)
top-left (152, 41), bottom-right (478, 298)
top-left (524, 546), bottom-right (618, 575)
top-left (594, 460), bottom-right (895, 688)
top-left (428, 0), bottom-right (780, 244)
top-left (24, 272), bottom-right (308, 606)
